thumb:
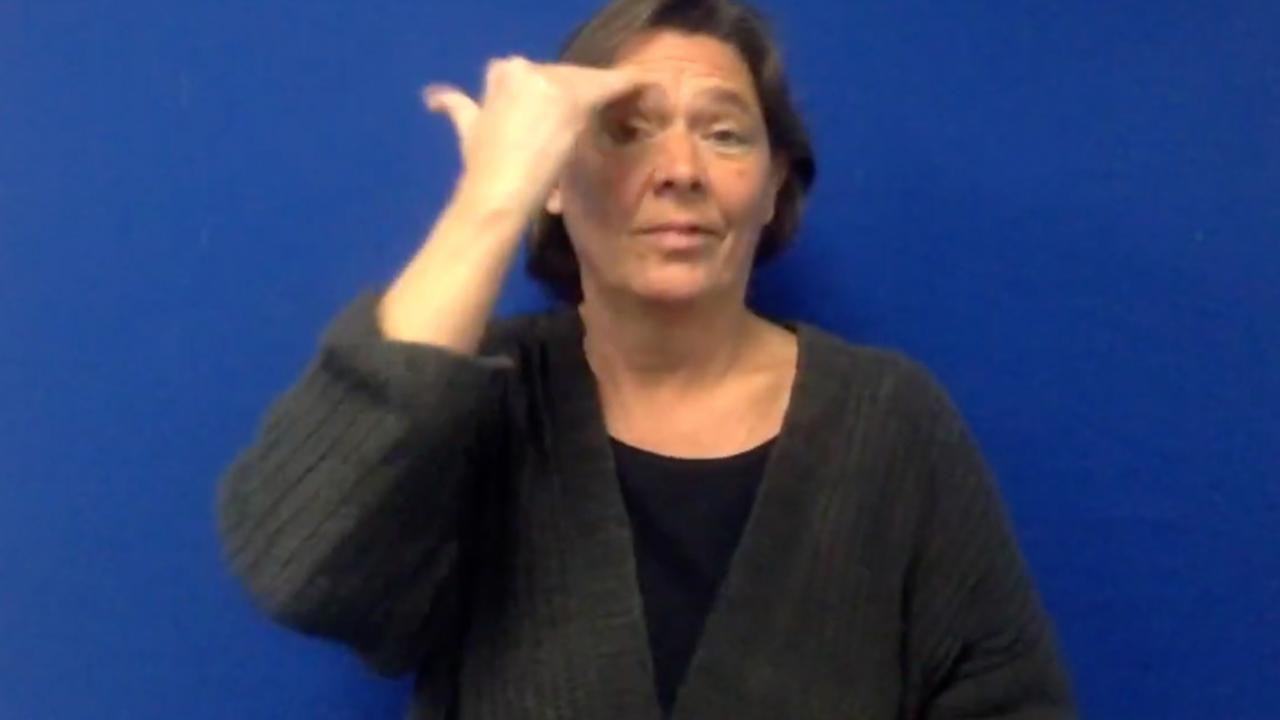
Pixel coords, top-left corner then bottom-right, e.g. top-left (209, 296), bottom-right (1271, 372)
top-left (421, 84), bottom-right (479, 148)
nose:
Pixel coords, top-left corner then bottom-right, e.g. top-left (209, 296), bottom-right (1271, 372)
top-left (650, 125), bottom-right (706, 197)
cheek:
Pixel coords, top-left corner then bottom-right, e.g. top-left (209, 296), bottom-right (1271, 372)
top-left (720, 164), bottom-right (772, 222)
top-left (568, 153), bottom-right (645, 222)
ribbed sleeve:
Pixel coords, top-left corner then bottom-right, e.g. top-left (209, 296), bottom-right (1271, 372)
top-left (896, 360), bottom-right (1076, 719)
top-left (214, 289), bottom-right (518, 678)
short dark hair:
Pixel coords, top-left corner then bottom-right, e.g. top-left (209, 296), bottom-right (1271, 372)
top-left (525, 0), bottom-right (817, 305)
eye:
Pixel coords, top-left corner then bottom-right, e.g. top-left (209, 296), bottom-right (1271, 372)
top-left (605, 118), bottom-right (651, 145)
top-left (709, 128), bottom-right (748, 146)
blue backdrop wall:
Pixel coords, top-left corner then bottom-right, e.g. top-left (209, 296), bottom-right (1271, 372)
top-left (2, 1), bottom-right (1276, 718)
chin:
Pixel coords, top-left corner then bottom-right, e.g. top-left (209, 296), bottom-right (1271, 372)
top-left (630, 273), bottom-right (714, 305)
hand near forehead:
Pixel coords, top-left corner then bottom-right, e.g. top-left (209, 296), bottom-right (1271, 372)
top-left (422, 56), bottom-right (656, 220)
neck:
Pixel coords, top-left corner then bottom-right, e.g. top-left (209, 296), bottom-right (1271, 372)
top-left (576, 286), bottom-right (761, 400)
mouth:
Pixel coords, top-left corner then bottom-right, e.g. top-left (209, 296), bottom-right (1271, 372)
top-left (634, 224), bottom-right (716, 251)
top-left (634, 222), bottom-right (719, 236)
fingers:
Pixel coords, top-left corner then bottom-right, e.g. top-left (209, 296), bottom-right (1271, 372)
top-left (544, 64), bottom-right (662, 106)
top-left (418, 60), bottom-right (660, 163)
top-left (421, 83), bottom-right (478, 146)
top-left (597, 66), bottom-right (662, 102)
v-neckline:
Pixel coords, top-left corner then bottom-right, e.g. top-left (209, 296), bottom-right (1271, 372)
top-left (539, 305), bottom-right (828, 719)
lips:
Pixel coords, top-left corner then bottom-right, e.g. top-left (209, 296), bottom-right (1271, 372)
top-left (635, 225), bottom-right (714, 251)
top-left (636, 222), bottom-right (718, 235)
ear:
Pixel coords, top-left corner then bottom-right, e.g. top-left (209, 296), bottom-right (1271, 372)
top-left (763, 154), bottom-right (788, 224)
top-left (545, 182), bottom-right (564, 216)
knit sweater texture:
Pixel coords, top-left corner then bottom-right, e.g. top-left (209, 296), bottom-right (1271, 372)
top-left (215, 289), bottom-right (1076, 719)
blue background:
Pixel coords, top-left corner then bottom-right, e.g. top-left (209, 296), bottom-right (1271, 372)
top-left (2, 1), bottom-right (1276, 717)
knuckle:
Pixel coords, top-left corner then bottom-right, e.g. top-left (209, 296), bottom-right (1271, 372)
top-left (485, 57), bottom-right (508, 82)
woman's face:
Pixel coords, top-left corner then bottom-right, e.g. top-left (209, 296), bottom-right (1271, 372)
top-left (547, 30), bottom-right (787, 307)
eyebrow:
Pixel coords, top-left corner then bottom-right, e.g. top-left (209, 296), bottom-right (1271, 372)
top-left (692, 86), bottom-right (757, 117)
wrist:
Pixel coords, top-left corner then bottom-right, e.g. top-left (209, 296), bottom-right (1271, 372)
top-left (450, 176), bottom-right (538, 234)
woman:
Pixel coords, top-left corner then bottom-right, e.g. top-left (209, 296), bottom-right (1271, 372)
top-left (215, 0), bottom-right (1076, 717)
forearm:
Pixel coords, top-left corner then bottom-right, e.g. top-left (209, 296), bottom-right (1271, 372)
top-left (377, 181), bottom-right (528, 354)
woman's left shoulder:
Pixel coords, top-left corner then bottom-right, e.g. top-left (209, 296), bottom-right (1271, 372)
top-left (794, 320), bottom-right (961, 427)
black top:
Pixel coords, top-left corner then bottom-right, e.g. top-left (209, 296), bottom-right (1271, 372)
top-left (611, 435), bottom-right (776, 718)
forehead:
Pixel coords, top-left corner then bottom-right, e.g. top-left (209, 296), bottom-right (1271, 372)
top-left (611, 30), bottom-right (756, 98)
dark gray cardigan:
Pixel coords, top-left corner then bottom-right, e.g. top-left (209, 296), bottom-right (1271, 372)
top-left (215, 290), bottom-right (1076, 719)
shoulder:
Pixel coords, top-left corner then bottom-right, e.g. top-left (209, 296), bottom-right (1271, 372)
top-left (799, 323), bottom-right (997, 514)
top-left (795, 321), bottom-right (966, 436)
top-left (474, 303), bottom-right (578, 367)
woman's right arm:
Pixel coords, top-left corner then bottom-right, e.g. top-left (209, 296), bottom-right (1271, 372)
top-left (213, 57), bottom-right (653, 678)
top-left (213, 189), bottom-right (526, 678)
